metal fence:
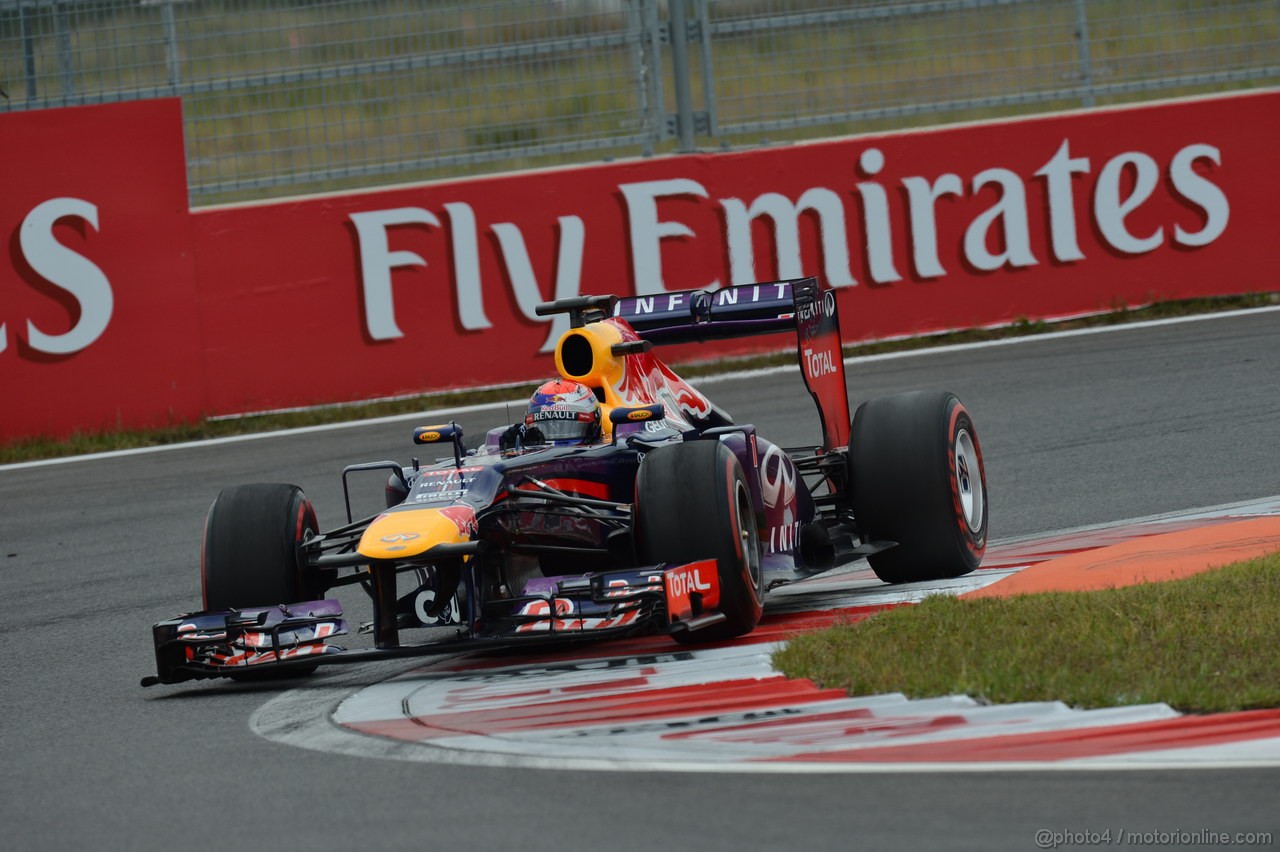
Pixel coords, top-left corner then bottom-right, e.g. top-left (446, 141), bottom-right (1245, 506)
top-left (3, 0), bottom-right (1278, 203)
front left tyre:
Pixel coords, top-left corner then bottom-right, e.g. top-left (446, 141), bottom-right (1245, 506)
top-left (202, 483), bottom-right (321, 610)
top-left (202, 483), bottom-right (324, 679)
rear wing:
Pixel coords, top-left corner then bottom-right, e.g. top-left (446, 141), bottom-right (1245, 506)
top-left (539, 278), bottom-right (849, 451)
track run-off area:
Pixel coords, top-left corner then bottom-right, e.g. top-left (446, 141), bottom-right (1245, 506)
top-left (3, 308), bottom-right (1279, 850)
top-left (256, 497), bottom-right (1280, 772)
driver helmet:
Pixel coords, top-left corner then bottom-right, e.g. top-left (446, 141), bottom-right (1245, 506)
top-left (525, 379), bottom-right (601, 446)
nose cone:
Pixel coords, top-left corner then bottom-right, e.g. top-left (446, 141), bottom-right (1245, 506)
top-left (357, 505), bottom-right (476, 560)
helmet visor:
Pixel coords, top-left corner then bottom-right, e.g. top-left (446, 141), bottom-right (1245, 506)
top-left (528, 410), bottom-right (596, 443)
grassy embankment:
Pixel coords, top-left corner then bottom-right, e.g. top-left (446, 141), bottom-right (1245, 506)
top-left (774, 551), bottom-right (1280, 714)
top-left (9, 1), bottom-right (1275, 202)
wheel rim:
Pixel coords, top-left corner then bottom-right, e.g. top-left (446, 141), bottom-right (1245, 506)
top-left (957, 427), bottom-right (983, 534)
top-left (954, 429), bottom-right (984, 534)
top-left (735, 481), bottom-right (762, 593)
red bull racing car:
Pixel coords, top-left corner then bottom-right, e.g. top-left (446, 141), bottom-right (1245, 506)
top-left (142, 277), bottom-right (988, 686)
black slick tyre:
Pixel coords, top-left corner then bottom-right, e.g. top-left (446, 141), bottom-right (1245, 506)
top-left (635, 440), bottom-right (764, 643)
top-left (202, 483), bottom-right (320, 609)
top-left (202, 483), bottom-right (322, 678)
top-left (848, 390), bottom-right (987, 584)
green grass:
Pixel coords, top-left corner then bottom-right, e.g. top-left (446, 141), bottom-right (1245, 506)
top-left (774, 551), bottom-right (1280, 714)
top-left (1, 292), bottom-right (1274, 465)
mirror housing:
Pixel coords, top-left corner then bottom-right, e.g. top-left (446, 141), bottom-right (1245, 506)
top-left (413, 422), bottom-right (465, 467)
top-left (608, 404), bottom-right (665, 443)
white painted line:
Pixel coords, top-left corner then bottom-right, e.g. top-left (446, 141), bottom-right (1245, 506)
top-left (7, 304), bottom-right (1278, 473)
top-left (0, 398), bottom-right (526, 472)
top-left (697, 304), bottom-right (1280, 387)
top-left (990, 495), bottom-right (1280, 547)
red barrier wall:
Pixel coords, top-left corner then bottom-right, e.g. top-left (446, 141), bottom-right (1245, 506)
top-left (1, 100), bottom-right (204, 440)
top-left (3, 90), bottom-right (1277, 442)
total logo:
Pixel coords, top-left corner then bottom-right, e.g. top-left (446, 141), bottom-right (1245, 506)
top-left (666, 565), bottom-right (713, 598)
top-left (5, 197), bottom-right (113, 356)
top-left (802, 346), bottom-right (839, 378)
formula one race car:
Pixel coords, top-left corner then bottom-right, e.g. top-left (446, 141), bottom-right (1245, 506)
top-left (142, 277), bottom-right (988, 686)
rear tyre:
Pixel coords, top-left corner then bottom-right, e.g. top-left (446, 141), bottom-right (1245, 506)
top-left (202, 483), bottom-right (322, 678)
top-left (848, 390), bottom-right (987, 584)
top-left (635, 440), bottom-right (764, 643)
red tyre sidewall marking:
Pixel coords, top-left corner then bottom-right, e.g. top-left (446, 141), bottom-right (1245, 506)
top-left (725, 455), bottom-right (743, 563)
top-left (947, 402), bottom-right (986, 560)
top-left (199, 499), bottom-right (214, 609)
top-left (294, 498), bottom-right (314, 595)
top-left (725, 454), bottom-right (764, 609)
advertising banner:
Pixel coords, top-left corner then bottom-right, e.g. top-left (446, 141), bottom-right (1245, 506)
top-left (1, 99), bottom-right (202, 440)
top-left (3, 89), bottom-right (1276, 442)
top-left (192, 89), bottom-right (1278, 416)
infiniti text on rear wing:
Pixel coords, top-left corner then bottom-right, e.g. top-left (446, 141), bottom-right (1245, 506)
top-left (614, 278), bottom-right (850, 451)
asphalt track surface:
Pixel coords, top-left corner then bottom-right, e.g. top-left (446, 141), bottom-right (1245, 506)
top-left (3, 309), bottom-right (1278, 851)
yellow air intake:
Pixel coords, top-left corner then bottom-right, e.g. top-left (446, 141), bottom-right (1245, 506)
top-left (553, 321), bottom-right (626, 394)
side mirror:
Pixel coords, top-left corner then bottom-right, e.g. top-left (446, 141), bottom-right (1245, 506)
top-left (412, 423), bottom-right (459, 445)
top-left (608, 404), bottom-right (665, 444)
top-left (413, 422), bottom-right (465, 467)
